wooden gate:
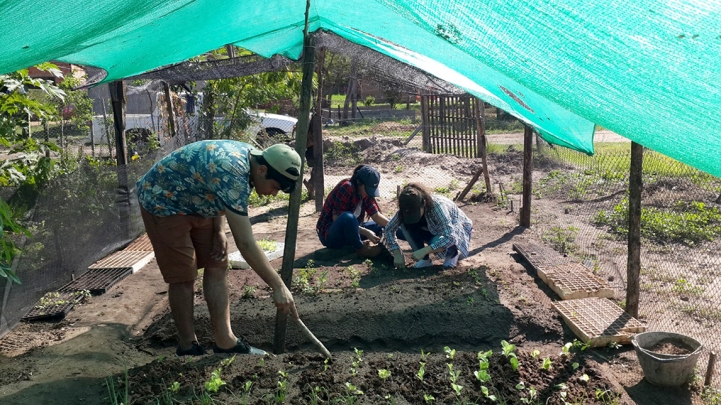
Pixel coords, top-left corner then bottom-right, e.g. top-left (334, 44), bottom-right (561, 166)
top-left (420, 94), bottom-right (482, 158)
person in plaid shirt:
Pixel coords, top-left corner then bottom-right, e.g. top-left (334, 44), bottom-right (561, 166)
top-left (316, 165), bottom-right (389, 257)
top-left (383, 183), bottom-right (473, 269)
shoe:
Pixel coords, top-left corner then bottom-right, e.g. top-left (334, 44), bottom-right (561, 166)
top-left (413, 258), bottom-right (433, 269)
top-left (443, 253), bottom-right (459, 269)
top-left (213, 338), bottom-right (267, 355)
top-left (176, 341), bottom-right (206, 356)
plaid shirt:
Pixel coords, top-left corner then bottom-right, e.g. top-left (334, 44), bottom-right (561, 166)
top-left (384, 195), bottom-right (473, 259)
top-left (316, 179), bottom-right (380, 240)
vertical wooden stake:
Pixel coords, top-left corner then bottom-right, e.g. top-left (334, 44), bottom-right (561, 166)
top-left (163, 82), bottom-right (177, 138)
top-left (313, 47), bottom-right (326, 212)
top-left (520, 126), bottom-right (533, 227)
top-left (626, 141), bottom-right (643, 318)
top-left (705, 351), bottom-right (717, 387)
top-left (109, 80), bottom-right (130, 241)
top-left (421, 95), bottom-right (430, 152)
top-left (274, 1), bottom-right (315, 355)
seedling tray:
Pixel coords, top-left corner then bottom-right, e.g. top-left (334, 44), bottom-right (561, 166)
top-left (22, 291), bottom-right (82, 321)
top-left (230, 242), bottom-right (285, 270)
top-left (124, 233), bottom-right (154, 251)
top-left (59, 267), bottom-right (132, 295)
top-left (89, 250), bottom-right (154, 273)
top-left (553, 297), bottom-right (646, 347)
top-left (513, 242), bottom-right (613, 300)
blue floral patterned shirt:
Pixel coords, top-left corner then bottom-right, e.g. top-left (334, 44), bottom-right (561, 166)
top-left (137, 140), bottom-right (254, 217)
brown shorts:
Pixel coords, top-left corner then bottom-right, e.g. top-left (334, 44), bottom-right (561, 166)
top-left (140, 206), bottom-right (228, 284)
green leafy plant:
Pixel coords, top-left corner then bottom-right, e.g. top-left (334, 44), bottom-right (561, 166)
top-left (531, 349), bottom-right (540, 358)
top-left (205, 368), bottom-right (226, 393)
top-left (541, 357), bottom-right (552, 371)
top-left (424, 393), bottom-right (435, 403)
top-left (257, 238), bottom-right (278, 252)
top-left (275, 370), bottom-right (288, 403)
top-left (444, 346), bottom-right (456, 360)
top-left (501, 340), bottom-right (519, 371)
top-left (417, 362), bottom-right (426, 381)
top-left (378, 369), bottom-right (391, 380)
top-left (242, 285), bottom-right (257, 299)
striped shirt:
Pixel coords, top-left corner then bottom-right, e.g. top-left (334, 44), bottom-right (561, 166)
top-left (383, 195), bottom-right (473, 259)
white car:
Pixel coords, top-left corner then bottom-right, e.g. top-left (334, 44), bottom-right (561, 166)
top-left (246, 110), bottom-right (298, 136)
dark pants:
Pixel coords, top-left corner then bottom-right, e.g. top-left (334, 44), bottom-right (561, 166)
top-left (321, 212), bottom-right (403, 250)
top-left (401, 226), bottom-right (458, 261)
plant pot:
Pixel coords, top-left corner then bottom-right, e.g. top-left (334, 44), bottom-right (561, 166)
top-left (632, 331), bottom-right (703, 387)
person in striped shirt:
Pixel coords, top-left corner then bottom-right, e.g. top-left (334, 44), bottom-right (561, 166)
top-left (383, 183), bottom-right (473, 269)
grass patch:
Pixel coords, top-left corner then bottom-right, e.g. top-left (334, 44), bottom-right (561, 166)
top-left (594, 198), bottom-right (721, 246)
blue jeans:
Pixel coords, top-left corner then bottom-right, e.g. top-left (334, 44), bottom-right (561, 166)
top-left (320, 212), bottom-right (403, 250)
top-left (401, 226), bottom-right (458, 260)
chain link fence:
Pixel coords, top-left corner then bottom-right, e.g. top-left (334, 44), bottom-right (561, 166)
top-left (524, 145), bottom-right (721, 386)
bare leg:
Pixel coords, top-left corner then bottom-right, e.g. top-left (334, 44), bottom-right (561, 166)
top-left (203, 266), bottom-right (237, 349)
top-left (168, 281), bottom-right (198, 350)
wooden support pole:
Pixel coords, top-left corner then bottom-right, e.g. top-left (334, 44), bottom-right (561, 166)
top-left (109, 81), bottom-right (127, 166)
top-left (313, 47), bottom-right (326, 212)
top-left (626, 141), bottom-right (643, 318)
top-left (163, 82), bottom-right (177, 138)
top-left (109, 80), bottom-right (130, 241)
top-left (520, 125), bottom-right (533, 227)
top-left (274, 4), bottom-right (315, 354)
top-left (705, 351), bottom-right (717, 387)
top-left (421, 95), bottom-right (430, 152)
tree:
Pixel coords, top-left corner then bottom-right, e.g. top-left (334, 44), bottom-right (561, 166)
top-left (0, 63), bottom-right (65, 284)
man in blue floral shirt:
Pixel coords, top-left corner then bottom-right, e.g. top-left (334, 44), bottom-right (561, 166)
top-left (137, 140), bottom-right (301, 356)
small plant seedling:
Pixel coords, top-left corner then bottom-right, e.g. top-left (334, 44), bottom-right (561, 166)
top-left (541, 357), bottom-right (552, 371)
top-left (447, 364), bottom-right (460, 384)
top-left (531, 349), bottom-right (540, 358)
top-left (168, 381), bottom-right (180, 393)
top-left (560, 342), bottom-right (572, 356)
top-left (205, 368), bottom-right (226, 393)
top-left (417, 362), bottom-right (426, 381)
top-left (353, 347), bottom-right (364, 362)
top-left (477, 349), bottom-right (492, 360)
top-left (451, 383), bottom-right (463, 396)
top-left (421, 349), bottom-right (430, 361)
top-left (480, 386), bottom-right (497, 402)
top-left (579, 373), bottom-right (590, 383)
top-left (444, 346), bottom-right (456, 360)
top-left (242, 285), bottom-right (257, 299)
top-left (378, 369), bottom-right (391, 380)
top-left (220, 354), bottom-right (236, 368)
top-left (322, 358), bottom-right (330, 373)
top-left (424, 393), bottom-right (435, 403)
top-left (501, 340), bottom-right (519, 371)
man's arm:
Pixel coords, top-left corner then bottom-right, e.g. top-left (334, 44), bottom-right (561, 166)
top-left (225, 209), bottom-right (297, 317)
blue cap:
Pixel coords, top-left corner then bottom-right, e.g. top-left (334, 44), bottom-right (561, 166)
top-left (357, 166), bottom-right (380, 198)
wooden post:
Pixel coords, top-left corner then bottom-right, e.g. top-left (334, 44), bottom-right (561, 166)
top-left (313, 47), bottom-right (326, 212)
top-left (109, 80), bottom-right (131, 241)
top-left (109, 81), bottom-right (128, 166)
top-left (520, 125), bottom-right (533, 227)
top-left (705, 351), bottom-right (717, 387)
top-left (475, 98), bottom-right (491, 193)
top-left (274, 3), bottom-right (315, 354)
top-left (421, 95), bottom-right (430, 152)
top-left (626, 142), bottom-right (643, 318)
top-left (43, 120), bottom-right (50, 157)
top-left (163, 82), bottom-right (177, 138)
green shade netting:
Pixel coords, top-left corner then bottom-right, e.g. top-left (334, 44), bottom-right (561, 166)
top-left (1, 1), bottom-right (720, 178)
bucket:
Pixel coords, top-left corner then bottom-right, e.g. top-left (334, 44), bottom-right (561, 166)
top-left (632, 331), bottom-right (703, 387)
